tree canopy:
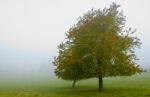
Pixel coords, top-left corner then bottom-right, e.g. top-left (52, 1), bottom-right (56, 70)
top-left (53, 2), bottom-right (143, 90)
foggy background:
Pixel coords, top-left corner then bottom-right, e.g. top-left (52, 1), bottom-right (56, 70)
top-left (0, 0), bottom-right (150, 82)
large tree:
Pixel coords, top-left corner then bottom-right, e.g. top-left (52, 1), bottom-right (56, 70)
top-left (53, 3), bottom-right (143, 90)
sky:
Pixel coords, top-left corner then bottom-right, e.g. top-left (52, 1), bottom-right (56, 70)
top-left (0, 0), bottom-right (150, 80)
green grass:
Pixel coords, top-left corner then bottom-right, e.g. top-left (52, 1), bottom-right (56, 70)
top-left (0, 72), bottom-right (150, 97)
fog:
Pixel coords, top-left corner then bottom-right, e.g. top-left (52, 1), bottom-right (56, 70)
top-left (0, 0), bottom-right (150, 82)
top-left (0, 43), bottom-right (54, 82)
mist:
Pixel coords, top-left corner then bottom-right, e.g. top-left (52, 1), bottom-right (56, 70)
top-left (0, 0), bottom-right (150, 83)
top-left (0, 43), bottom-right (54, 82)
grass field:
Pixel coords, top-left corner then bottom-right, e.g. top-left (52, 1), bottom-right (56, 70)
top-left (0, 72), bottom-right (150, 97)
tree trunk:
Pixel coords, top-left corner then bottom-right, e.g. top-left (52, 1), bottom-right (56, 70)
top-left (72, 79), bottom-right (76, 88)
top-left (98, 76), bottom-right (103, 91)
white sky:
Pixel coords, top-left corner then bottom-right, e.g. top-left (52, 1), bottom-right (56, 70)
top-left (0, 0), bottom-right (150, 78)
top-left (0, 0), bottom-right (150, 52)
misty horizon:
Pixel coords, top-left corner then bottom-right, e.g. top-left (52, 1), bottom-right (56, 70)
top-left (0, 0), bottom-right (150, 81)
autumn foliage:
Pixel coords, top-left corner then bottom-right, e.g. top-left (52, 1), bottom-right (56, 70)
top-left (53, 3), bottom-right (143, 91)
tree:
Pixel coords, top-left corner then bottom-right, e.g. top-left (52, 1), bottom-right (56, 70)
top-left (53, 42), bottom-right (94, 87)
top-left (53, 2), bottom-right (143, 90)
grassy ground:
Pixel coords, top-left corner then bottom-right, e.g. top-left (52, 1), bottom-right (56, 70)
top-left (0, 72), bottom-right (150, 97)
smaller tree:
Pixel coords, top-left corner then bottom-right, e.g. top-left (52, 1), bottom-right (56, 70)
top-left (53, 43), bottom-right (94, 87)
